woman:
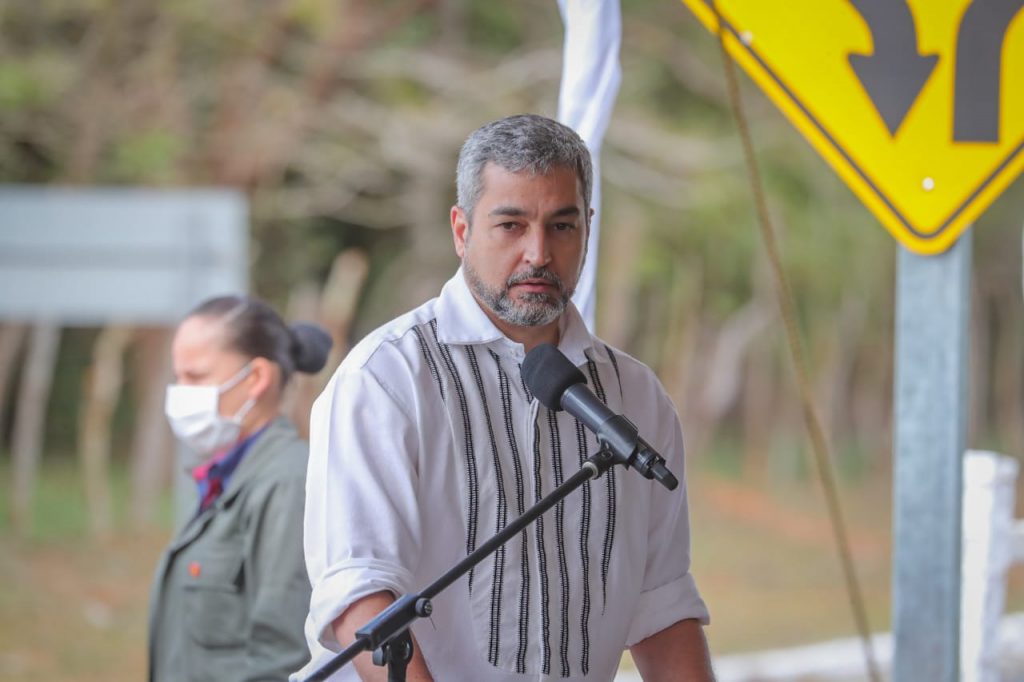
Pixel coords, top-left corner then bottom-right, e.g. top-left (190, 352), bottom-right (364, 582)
top-left (149, 295), bottom-right (331, 682)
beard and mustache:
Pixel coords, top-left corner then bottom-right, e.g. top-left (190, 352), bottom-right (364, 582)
top-left (463, 261), bottom-right (574, 328)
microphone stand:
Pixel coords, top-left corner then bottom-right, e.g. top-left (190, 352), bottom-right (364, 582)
top-left (304, 446), bottom-right (633, 682)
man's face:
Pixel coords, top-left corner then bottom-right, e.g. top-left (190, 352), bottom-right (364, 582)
top-left (451, 163), bottom-right (589, 331)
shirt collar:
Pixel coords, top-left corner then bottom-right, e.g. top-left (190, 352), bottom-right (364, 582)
top-left (191, 423), bottom-right (268, 484)
top-left (435, 268), bottom-right (595, 367)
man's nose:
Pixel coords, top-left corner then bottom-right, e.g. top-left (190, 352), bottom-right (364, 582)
top-left (523, 226), bottom-right (551, 267)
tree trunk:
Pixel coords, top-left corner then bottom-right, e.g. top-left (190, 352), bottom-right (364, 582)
top-left (992, 291), bottom-right (1023, 456)
top-left (596, 196), bottom-right (645, 350)
top-left (129, 328), bottom-right (174, 528)
top-left (827, 296), bottom-right (866, 451)
top-left (10, 323), bottom-right (61, 534)
top-left (742, 338), bottom-right (777, 482)
top-left (401, 156), bottom-right (455, 312)
top-left (0, 323), bottom-right (28, 450)
top-left (659, 266), bottom-right (696, 403)
top-left (78, 325), bottom-right (133, 538)
top-left (438, 0), bottom-right (466, 47)
top-left (851, 341), bottom-right (893, 481)
top-left (284, 248), bottom-right (370, 439)
top-left (968, 278), bottom-right (989, 445)
top-left (283, 281), bottom-right (322, 440)
top-left (691, 298), bottom-right (773, 462)
top-left (319, 248), bottom-right (370, 373)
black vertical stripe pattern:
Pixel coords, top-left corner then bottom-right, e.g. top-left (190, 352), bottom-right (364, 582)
top-left (573, 415), bottom-right (593, 675)
top-left (585, 353), bottom-right (618, 614)
top-left (428, 320), bottom-right (480, 593)
top-left (603, 344), bottom-right (624, 400)
top-left (466, 346), bottom-right (508, 665)
top-left (490, 350), bottom-right (531, 674)
top-left (518, 364), bottom-right (533, 403)
top-left (412, 325), bottom-right (445, 403)
top-left (547, 409), bottom-right (572, 678)
top-left (601, 344), bottom-right (626, 612)
top-left (532, 418), bottom-right (552, 675)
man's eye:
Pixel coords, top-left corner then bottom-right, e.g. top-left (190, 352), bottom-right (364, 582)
top-left (499, 222), bottom-right (520, 231)
top-left (553, 222), bottom-right (575, 231)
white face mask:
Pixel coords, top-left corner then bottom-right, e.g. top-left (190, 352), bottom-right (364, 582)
top-left (164, 363), bottom-right (256, 460)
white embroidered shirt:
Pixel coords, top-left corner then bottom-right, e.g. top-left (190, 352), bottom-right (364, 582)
top-left (296, 270), bottom-right (709, 681)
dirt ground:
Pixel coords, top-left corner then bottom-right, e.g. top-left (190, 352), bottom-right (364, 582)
top-left (1, 467), bottom-right (1018, 681)
top-left (0, 531), bottom-right (169, 681)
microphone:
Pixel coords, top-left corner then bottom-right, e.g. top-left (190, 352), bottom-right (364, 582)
top-left (521, 344), bottom-right (678, 491)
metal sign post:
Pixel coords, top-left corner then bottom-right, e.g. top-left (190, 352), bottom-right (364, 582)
top-left (892, 232), bottom-right (971, 682)
top-left (674, 2), bottom-right (1023, 677)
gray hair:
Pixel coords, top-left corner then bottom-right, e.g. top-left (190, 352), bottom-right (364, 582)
top-left (455, 114), bottom-right (593, 221)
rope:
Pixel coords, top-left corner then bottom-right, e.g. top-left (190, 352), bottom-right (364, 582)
top-left (711, 7), bottom-right (883, 681)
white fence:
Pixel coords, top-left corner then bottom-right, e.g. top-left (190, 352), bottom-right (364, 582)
top-left (617, 450), bottom-right (1023, 682)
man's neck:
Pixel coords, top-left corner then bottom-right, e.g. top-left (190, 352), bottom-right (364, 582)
top-left (502, 321), bottom-right (560, 354)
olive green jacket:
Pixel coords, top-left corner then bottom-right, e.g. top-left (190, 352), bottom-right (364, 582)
top-left (148, 417), bottom-right (312, 682)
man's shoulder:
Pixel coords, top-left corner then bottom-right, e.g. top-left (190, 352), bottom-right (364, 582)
top-left (588, 339), bottom-right (675, 410)
top-left (591, 338), bottom-right (656, 380)
top-left (343, 297), bottom-right (441, 372)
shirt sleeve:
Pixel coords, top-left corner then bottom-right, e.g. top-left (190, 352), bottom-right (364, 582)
top-left (304, 356), bottom-right (422, 652)
top-left (625, 380), bottom-right (710, 647)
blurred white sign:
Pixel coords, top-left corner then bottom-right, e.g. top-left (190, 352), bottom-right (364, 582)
top-left (0, 186), bottom-right (248, 324)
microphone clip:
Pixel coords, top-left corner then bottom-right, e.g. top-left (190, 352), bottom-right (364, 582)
top-left (597, 415), bottom-right (679, 491)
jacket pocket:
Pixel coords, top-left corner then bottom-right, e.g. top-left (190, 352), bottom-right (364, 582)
top-left (183, 551), bottom-right (247, 649)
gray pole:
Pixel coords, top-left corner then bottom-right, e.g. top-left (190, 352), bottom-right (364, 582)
top-left (892, 232), bottom-right (971, 682)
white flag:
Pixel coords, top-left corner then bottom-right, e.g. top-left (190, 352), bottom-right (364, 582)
top-left (558, 0), bottom-right (622, 332)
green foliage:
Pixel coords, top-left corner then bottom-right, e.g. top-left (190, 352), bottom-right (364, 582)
top-left (107, 131), bottom-right (184, 184)
top-left (465, 2), bottom-right (531, 53)
top-left (0, 0), bottom-right (1020, 475)
top-left (0, 60), bottom-right (61, 111)
top-left (286, 0), bottom-right (342, 37)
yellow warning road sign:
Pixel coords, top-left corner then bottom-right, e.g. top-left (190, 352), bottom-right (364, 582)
top-left (681, 0), bottom-right (1024, 254)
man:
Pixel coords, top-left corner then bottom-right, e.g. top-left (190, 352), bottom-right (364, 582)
top-left (298, 114), bottom-right (712, 681)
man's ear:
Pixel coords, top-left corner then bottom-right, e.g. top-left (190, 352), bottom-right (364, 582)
top-left (452, 205), bottom-right (470, 258)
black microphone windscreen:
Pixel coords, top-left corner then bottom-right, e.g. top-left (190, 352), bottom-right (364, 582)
top-left (521, 343), bottom-right (587, 411)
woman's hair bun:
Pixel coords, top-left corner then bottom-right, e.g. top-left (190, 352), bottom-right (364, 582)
top-left (289, 323), bottom-right (333, 374)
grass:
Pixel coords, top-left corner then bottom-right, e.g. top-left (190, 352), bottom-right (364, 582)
top-left (2, 455), bottom-right (1023, 680)
top-left (0, 455), bottom-right (176, 541)
top-left (0, 458), bottom-right (173, 681)
top-left (689, 470), bottom-right (892, 653)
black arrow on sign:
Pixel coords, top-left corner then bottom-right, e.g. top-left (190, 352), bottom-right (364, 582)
top-left (954, 0), bottom-right (1023, 143)
top-left (847, 0), bottom-right (939, 137)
